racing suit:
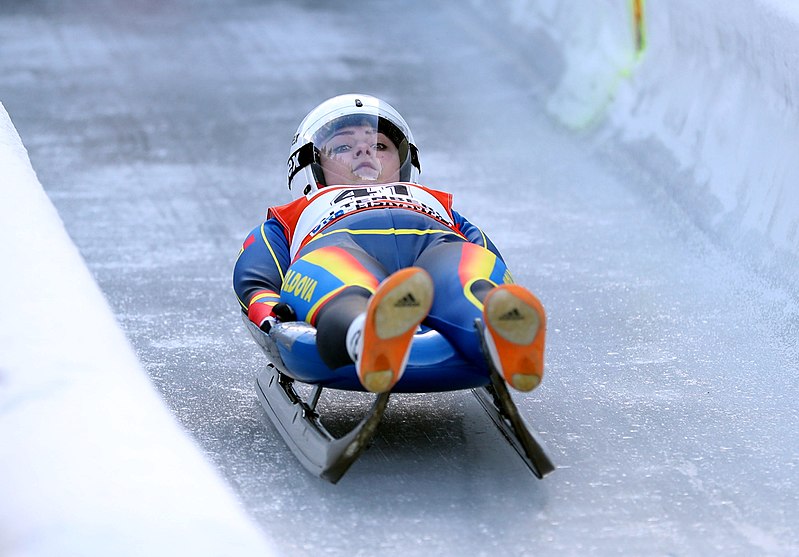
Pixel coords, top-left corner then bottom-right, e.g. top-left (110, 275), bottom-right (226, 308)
top-left (233, 182), bottom-right (514, 369)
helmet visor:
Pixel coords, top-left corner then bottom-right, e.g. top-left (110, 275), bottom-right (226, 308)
top-left (312, 113), bottom-right (408, 152)
top-left (312, 114), bottom-right (410, 185)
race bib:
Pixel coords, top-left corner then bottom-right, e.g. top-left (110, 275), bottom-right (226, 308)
top-left (290, 183), bottom-right (453, 257)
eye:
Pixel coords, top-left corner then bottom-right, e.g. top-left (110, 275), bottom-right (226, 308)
top-left (375, 142), bottom-right (388, 151)
top-left (329, 144), bottom-right (350, 155)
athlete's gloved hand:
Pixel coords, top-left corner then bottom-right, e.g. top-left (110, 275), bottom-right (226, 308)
top-left (270, 302), bottom-right (297, 323)
top-left (259, 316), bottom-right (277, 333)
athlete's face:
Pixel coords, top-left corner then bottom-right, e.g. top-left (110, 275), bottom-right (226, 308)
top-left (319, 125), bottom-right (401, 186)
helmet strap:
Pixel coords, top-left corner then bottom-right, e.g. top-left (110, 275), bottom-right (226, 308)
top-left (288, 143), bottom-right (327, 195)
top-left (287, 142), bottom-right (318, 184)
top-left (409, 144), bottom-right (421, 174)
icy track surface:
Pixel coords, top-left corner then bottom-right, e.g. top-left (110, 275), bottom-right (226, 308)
top-left (3, 1), bottom-right (798, 555)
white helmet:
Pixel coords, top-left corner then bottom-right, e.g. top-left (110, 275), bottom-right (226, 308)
top-left (287, 94), bottom-right (421, 199)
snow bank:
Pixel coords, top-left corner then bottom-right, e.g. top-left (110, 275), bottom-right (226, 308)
top-left (478, 0), bottom-right (799, 292)
top-left (0, 104), bottom-right (275, 556)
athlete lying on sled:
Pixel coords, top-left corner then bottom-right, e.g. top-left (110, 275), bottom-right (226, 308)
top-left (233, 93), bottom-right (547, 397)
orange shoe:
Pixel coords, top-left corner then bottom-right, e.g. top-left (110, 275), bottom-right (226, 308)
top-left (356, 267), bottom-right (434, 393)
top-left (482, 285), bottom-right (546, 392)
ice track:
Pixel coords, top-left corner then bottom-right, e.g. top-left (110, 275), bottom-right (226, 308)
top-left (2, 1), bottom-right (798, 555)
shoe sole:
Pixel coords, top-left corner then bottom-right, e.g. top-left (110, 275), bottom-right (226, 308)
top-left (359, 267), bottom-right (434, 392)
top-left (483, 285), bottom-right (546, 392)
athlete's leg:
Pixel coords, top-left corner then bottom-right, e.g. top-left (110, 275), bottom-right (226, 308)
top-left (280, 244), bottom-right (385, 369)
top-left (415, 241), bottom-right (546, 391)
top-left (283, 211), bottom-right (449, 388)
top-left (482, 284), bottom-right (546, 391)
top-left (281, 243), bottom-right (434, 393)
top-left (353, 267), bottom-right (433, 392)
top-left (414, 241), bottom-right (505, 361)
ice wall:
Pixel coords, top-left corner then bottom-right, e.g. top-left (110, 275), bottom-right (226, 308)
top-left (0, 104), bottom-right (276, 556)
top-left (477, 0), bottom-right (799, 292)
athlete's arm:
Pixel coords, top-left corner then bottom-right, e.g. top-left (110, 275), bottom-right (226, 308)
top-left (452, 209), bottom-right (505, 261)
top-left (233, 219), bottom-right (291, 327)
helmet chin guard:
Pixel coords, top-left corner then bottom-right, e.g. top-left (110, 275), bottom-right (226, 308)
top-left (287, 94), bottom-right (421, 200)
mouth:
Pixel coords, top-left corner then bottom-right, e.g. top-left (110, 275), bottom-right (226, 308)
top-left (354, 161), bottom-right (378, 172)
top-left (353, 161), bottom-right (380, 180)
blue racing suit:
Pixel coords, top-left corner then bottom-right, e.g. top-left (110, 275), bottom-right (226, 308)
top-left (233, 182), bottom-right (514, 369)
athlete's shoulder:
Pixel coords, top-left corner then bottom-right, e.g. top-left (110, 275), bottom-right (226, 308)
top-left (266, 187), bottom-right (351, 241)
top-left (267, 186), bottom-right (353, 215)
top-left (407, 183), bottom-right (454, 209)
top-left (266, 195), bottom-right (314, 233)
top-left (410, 182), bottom-right (450, 194)
top-left (268, 196), bottom-right (305, 219)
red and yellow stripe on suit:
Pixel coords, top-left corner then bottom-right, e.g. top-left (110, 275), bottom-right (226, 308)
top-left (282, 246), bottom-right (382, 326)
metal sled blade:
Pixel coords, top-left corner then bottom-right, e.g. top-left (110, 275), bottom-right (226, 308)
top-left (255, 364), bottom-right (390, 483)
top-left (472, 375), bottom-right (556, 478)
top-left (472, 319), bottom-right (555, 479)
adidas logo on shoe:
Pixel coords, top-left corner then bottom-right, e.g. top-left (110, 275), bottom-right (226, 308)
top-left (482, 284), bottom-right (546, 393)
top-left (357, 268), bottom-right (434, 392)
top-left (499, 307), bottom-right (524, 321)
top-left (394, 292), bottom-right (420, 307)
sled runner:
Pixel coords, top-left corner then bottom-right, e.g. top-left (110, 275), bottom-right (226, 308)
top-left (245, 316), bottom-right (555, 483)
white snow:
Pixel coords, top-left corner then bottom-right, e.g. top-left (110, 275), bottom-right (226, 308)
top-left (0, 104), bottom-right (276, 556)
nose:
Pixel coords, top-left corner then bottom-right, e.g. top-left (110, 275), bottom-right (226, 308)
top-left (354, 141), bottom-right (373, 158)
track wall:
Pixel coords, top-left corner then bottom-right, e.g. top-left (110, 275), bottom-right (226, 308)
top-left (0, 104), bottom-right (276, 557)
top-left (476, 0), bottom-right (799, 293)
